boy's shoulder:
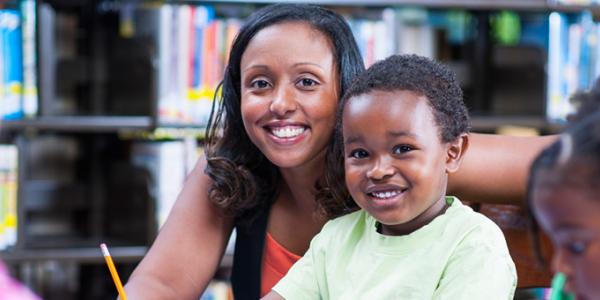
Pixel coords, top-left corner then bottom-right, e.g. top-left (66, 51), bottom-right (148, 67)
top-left (316, 209), bottom-right (369, 239)
top-left (324, 209), bottom-right (368, 230)
top-left (447, 198), bottom-right (509, 249)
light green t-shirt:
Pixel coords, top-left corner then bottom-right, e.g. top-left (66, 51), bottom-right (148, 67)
top-left (273, 197), bottom-right (517, 300)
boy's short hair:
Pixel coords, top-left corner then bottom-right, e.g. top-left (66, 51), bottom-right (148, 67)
top-left (342, 54), bottom-right (469, 142)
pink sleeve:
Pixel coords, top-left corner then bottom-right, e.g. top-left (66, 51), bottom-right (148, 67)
top-left (0, 261), bottom-right (41, 300)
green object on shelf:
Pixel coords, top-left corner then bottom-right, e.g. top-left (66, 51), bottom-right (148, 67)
top-left (492, 10), bottom-right (520, 46)
top-left (550, 272), bottom-right (575, 300)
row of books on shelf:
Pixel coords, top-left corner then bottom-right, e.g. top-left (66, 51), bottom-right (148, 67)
top-left (131, 139), bottom-right (201, 228)
top-left (118, 5), bottom-right (599, 123)
top-left (3, 1), bottom-right (599, 125)
top-left (555, 0), bottom-right (600, 4)
top-left (547, 11), bottom-right (600, 120)
top-left (0, 144), bottom-right (18, 251)
top-left (154, 4), bottom-right (241, 126)
top-left (0, 1), bottom-right (37, 121)
top-left (152, 5), bottom-right (471, 125)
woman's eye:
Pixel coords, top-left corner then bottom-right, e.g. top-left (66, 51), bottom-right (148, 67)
top-left (349, 149), bottom-right (369, 159)
top-left (393, 145), bottom-right (413, 154)
top-left (297, 78), bottom-right (318, 88)
top-left (250, 79), bottom-right (270, 89)
top-left (566, 241), bottom-right (588, 255)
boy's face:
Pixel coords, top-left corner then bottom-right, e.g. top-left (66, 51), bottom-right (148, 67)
top-left (532, 168), bottom-right (600, 300)
top-left (343, 90), bottom-right (465, 235)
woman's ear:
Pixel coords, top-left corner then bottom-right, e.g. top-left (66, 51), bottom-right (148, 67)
top-left (446, 133), bottom-right (469, 174)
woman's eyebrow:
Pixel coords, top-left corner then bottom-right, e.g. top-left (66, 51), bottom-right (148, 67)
top-left (292, 62), bottom-right (325, 70)
top-left (242, 64), bottom-right (270, 73)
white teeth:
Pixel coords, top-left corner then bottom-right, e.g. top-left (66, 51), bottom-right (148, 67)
top-left (371, 191), bottom-right (400, 199)
top-left (271, 126), bottom-right (305, 138)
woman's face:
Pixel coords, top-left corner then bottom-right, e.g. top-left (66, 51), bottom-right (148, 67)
top-left (240, 21), bottom-right (339, 170)
top-left (532, 169), bottom-right (600, 300)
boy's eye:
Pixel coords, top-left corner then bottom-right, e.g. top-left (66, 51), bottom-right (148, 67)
top-left (296, 78), bottom-right (319, 88)
top-left (250, 79), bottom-right (270, 89)
top-left (349, 149), bottom-right (369, 159)
top-left (566, 241), bottom-right (588, 255)
top-left (393, 145), bottom-right (413, 154)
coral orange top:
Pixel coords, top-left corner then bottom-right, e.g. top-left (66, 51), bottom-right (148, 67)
top-left (261, 233), bottom-right (302, 297)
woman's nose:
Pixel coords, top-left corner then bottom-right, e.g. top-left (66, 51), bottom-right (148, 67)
top-left (269, 86), bottom-right (297, 117)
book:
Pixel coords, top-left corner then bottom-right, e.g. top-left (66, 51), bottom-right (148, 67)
top-left (0, 144), bottom-right (18, 251)
top-left (21, 0), bottom-right (37, 118)
top-left (1, 9), bottom-right (24, 120)
top-left (131, 141), bottom-right (186, 229)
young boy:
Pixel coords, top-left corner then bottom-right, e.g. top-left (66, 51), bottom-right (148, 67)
top-left (263, 54), bottom-right (517, 299)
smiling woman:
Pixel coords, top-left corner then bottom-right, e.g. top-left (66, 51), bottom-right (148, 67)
top-left (122, 4), bottom-right (555, 300)
top-left (240, 22), bottom-right (338, 170)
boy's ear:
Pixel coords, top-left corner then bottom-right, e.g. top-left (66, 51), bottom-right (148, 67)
top-left (445, 133), bottom-right (469, 174)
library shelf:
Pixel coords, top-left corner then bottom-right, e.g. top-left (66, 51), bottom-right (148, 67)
top-left (0, 247), bottom-right (233, 267)
top-left (470, 115), bottom-right (563, 132)
top-left (0, 246), bottom-right (148, 264)
top-left (0, 116), bottom-right (154, 133)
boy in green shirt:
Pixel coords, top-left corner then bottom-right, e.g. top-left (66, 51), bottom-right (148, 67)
top-left (263, 54), bottom-right (516, 299)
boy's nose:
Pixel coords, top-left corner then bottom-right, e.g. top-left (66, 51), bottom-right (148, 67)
top-left (366, 157), bottom-right (395, 180)
top-left (269, 86), bottom-right (297, 117)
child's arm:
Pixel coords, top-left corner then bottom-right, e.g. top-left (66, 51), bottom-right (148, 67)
top-left (448, 133), bottom-right (556, 205)
top-left (432, 219), bottom-right (517, 300)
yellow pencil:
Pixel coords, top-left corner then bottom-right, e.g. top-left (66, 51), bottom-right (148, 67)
top-left (100, 243), bottom-right (128, 300)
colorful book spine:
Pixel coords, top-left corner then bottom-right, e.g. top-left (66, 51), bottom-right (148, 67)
top-left (1, 10), bottom-right (24, 120)
top-left (0, 144), bottom-right (18, 251)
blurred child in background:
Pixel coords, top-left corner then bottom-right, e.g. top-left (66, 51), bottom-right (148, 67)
top-left (528, 81), bottom-right (600, 300)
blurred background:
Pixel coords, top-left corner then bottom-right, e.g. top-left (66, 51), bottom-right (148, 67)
top-left (0, 0), bottom-right (595, 299)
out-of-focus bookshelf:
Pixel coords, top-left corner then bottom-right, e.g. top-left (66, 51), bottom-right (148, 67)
top-left (0, 0), bottom-right (599, 298)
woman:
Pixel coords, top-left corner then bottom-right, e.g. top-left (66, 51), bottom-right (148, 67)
top-left (123, 4), bottom-right (554, 299)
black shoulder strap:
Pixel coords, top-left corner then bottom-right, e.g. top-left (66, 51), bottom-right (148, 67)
top-left (230, 205), bottom-right (270, 300)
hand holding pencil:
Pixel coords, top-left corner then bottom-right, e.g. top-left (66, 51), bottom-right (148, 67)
top-left (101, 243), bottom-right (128, 300)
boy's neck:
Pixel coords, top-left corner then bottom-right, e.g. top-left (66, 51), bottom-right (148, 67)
top-left (379, 195), bottom-right (450, 236)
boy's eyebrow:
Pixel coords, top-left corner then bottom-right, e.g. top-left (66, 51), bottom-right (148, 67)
top-left (387, 131), bottom-right (417, 138)
top-left (344, 135), bottom-right (362, 145)
top-left (343, 131), bottom-right (417, 145)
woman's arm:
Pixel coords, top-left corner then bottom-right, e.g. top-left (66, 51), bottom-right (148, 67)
top-left (448, 133), bottom-right (557, 205)
top-left (123, 156), bottom-right (234, 300)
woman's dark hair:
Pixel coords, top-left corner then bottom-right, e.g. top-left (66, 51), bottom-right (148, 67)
top-left (527, 79), bottom-right (600, 266)
top-left (316, 54), bottom-right (470, 219)
top-left (204, 4), bottom-right (365, 221)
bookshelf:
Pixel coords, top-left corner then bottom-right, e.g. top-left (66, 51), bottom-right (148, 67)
top-left (1, 0), bottom-right (598, 298)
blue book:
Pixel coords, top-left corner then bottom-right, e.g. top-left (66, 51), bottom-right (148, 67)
top-left (1, 9), bottom-right (23, 120)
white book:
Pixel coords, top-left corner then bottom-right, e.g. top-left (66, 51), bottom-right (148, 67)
top-left (21, 0), bottom-right (38, 118)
